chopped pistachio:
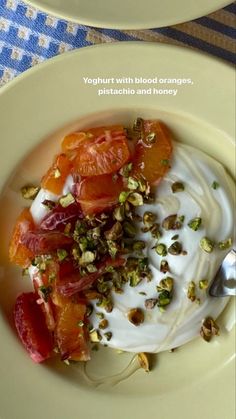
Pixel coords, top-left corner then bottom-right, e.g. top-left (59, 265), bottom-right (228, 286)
top-left (133, 241), bottom-right (146, 253)
top-left (21, 185), bottom-right (39, 200)
top-left (77, 320), bottom-right (84, 327)
top-left (171, 182), bottom-right (185, 193)
top-left (129, 270), bottom-right (142, 287)
top-left (211, 181), bottom-right (220, 190)
top-left (127, 308), bottom-right (144, 326)
top-left (119, 162), bottom-right (133, 178)
top-left (96, 297), bottom-right (113, 313)
top-left (86, 305), bottom-right (93, 317)
top-left (171, 234), bottom-right (179, 241)
top-left (199, 279), bottom-right (209, 290)
top-left (123, 221), bottom-right (136, 238)
top-left (90, 330), bottom-right (101, 343)
top-left (200, 237), bottom-right (214, 253)
top-left (107, 240), bottom-right (119, 257)
top-left (157, 290), bottom-right (171, 307)
top-left (145, 298), bottom-right (157, 310)
top-left (146, 132), bottom-right (156, 144)
top-left (113, 206), bottom-right (125, 222)
top-left (96, 312), bottom-right (104, 319)
top-left (99, 319), bottom-right (108, 330)
top-left (178, 215), bottom-right (185, 223)
top-left (155, 243), bottom-right (167, 257)
top-left (187, 281), bottom-right (196, 302)
top-left (139, 291), bottom-right (147, 296)
top-left (161, 159), bottom-right (170, 166)
top-left (54, 168), bottom-right (61, 178)
top-left (162, 214), bottom-right (181, 230)
top-left (127, 177), bottom-right (139, 190)
top-left (87, 264), bottom-right (97, 273)
top-left (200, 317), bottom-right (220, 342)
top-left (104, 332), bottom-right (112, 341)
top-left (218, 238), bottom-right (232, 250)
top-left (79, 250), bottom-right (96, 265)
top-left (168, 241), bottom-right (182, 255)
top-left (57, 249), bottom-right (68, 262)
top-left (143, 211), bottom-right (157, 229)
top-left (59, 193), bottom-right (75, 208)
top-left (39, 285), bottom-right (52, 302)
top-left (157, 277), bottom-right (174, 293)
top-left (150, 223), bottom-right (161, 239)
top-left (105, 222), bottom-right (123, 241)
top-left (97, 281), bottom-right (110, 294)
top-left (119, 191), bottom-right (130, 203)
top-left (188, 217), bottom-right (202, 231)
top-left (138, 352), bottom-right (150, 372)
top-left (71, 244), bottom-right (80, 261)
top-left (160, 260), bottom-right (170, 273)
top-left (127, 192), bottom-right (144, 206)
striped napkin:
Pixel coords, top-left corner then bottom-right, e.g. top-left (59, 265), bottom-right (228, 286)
top-left (0, 0), bottom-right (235, 86)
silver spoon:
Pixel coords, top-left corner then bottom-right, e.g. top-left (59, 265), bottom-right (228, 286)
top-left (209, 249), bottom-right (236, 297)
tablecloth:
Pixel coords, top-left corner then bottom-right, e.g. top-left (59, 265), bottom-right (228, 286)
top-left (0, 0), bottom-right (235, 87)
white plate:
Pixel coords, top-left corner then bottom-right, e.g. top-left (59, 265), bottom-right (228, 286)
top-left (24, 0), bottom-right (233, 29)
top-left (0, 42), bottom-right (235, 419)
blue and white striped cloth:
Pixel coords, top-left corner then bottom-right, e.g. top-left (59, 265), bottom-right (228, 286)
top-left (0, 0), bottom-right (235, 86)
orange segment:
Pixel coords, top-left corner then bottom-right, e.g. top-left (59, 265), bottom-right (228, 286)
top-left (72, 125), bottom-right (130, 176)
top-left (77, 173), bottom-right (124, 215)
top-left (55, 300), bottom-right (90, 361)
top-left (9, 208), bottom-right (35, 268)
top-left (132, 120), bottom-right (173, 185)
top-left (41, 153), bottom-right (73, 195)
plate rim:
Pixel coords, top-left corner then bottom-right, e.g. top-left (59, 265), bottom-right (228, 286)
top-left (22, 0), bottom-right (233, 29)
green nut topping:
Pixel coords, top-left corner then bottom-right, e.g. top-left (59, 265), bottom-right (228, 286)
top-left (104, 222), bottom-right (123, 241)
top-left (133, 241), bottom-right (146, 253)
top-left (187, 281), bottom-right (196, 302)
top-left (113, 206), bottom-right (125, 221)
top-left (127, 308), bottom-right (144, 326)
top-left (160, 260), bottom-right (170, 273)
top-left (188, 217), bottom-right (202, 231)
top-left (123, 221), bottom-right (136, 238)
top-left (21, 185), bottom-right (40, 200)
top-left (162, 214), bottom-right (182, 230)
top-left (143, 211), bottom-right (157, 228)
top-left (211, 181), bottom-right (220, 190)
top-left (119, 162), bottom-right (133, 178)
top-left (171, 181), bottom-right (185, 193)
top-left (59, 193), bottom-right (75, 208)
top-left (127, 192), bottom-right (144, 206)
top-left (157, 277), bottom-right (174, 293)
top-left (127, 177), bottom-right (139, 190)
top-left (200, 317), bottom-right (220, 342)
top-left (200, 237), bottom-right (214, 253)
top-left (119, 191), bottom-right (130, 203)
top-left (104, 332), bottom-right (112, 341)
top-left (99, 319), bottom-right (108, 330)
top-left (168, 241), bottom-right (182, 255)
top-left (57, 249), bottom-right (68, 262)
top-left (79, 251), bottom-right (96, 265)
top-left (199, 279), bottom-right (209, 290)
top-left (155, 243), bottom-right (167, 257)
top-left (218, 238), bottom-right (232, 250)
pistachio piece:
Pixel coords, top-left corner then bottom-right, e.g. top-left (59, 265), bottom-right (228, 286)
top-left (160, 260), bottom-right (170, 273)
top-left (199, 279), bottom-right (209, 290)
top-left (21, 185), bottom-right (40, 200)
top-left (162, 214), bottom-right (182, 230)
top-left (119, 191), bottom-right (130, 203)
top-left (200, 317), bottom-right (220, 342)
top-left (127, 192), bottom-right (144, 206)
top-left (113, 206), bottom-right (125, 222)
top-left (171, 182), bottom-right (185, 193)
top-left (150, 223), bottom-right (161, 239)
top-left (187, 281), bottom-right (196, 302)
top-left (59, 193), bottom-right (75, 208)
top-left (119, 162), bottom-right (133, 178)
top-left (90, 330), bottom-right (102, 343)
top-left (97, 297), bottom-right (113, 313)
top-left (146, 132), bottom-right (156, 143)
top-left (188, 217), bottom-right (202, 231)
top-left (218, 238), bottom-right (232, 250)
top-left (200, 237), bottom-right (214, 253)
top-left (138, 352), bottom-right (150, 372)
top-left (211, 181), bottom-right (220, 190)
top-left (123, 221), bottom-right (136, 238)
top-left (133, 241), bottom-right (146, 253)
top-left (129, 270), bottom-right (142, 287)
top-left (107, 240), bottom-right (119, 257)
top-left (143, 211), bottom-right (157, 229)
top-left (79, 250), bottom-right (96, 266)
top-left (96, 312), bottom-right (104, 320)
top-left (57, 249), bottom-right (68, 262)
top-left (87, 264), bottom-right (97, 273)
top-left (168, 241), bottom-right (182, 255)
top-left (104, 332), bottom-right (112, 341)
top-left (99, 319), bottom-right (108, 330)
top-left (127, 177), bottom-right (139, 190)
top-left (127, 308), bottom-right (144, 326)
top-left (155, 243), bottom-right (167, 257)
top-left (157, 277), bottom-right (174, 292)
top-left (145, 298), bottom-right (157, 310)
top-left (104, 222), bottom-right (123, 241)
top-left (157, 290), bottom-right (171, 307)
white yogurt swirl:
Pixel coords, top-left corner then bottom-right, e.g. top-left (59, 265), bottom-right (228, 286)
top-left (30, 142), bottom-right (235, 353)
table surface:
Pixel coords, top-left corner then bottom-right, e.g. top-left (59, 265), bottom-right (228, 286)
top-left (0, 0), bottom-right (235, 86)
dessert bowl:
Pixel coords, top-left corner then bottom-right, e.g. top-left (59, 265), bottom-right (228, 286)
top-left (0, 43), bottom-right (235, 419)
